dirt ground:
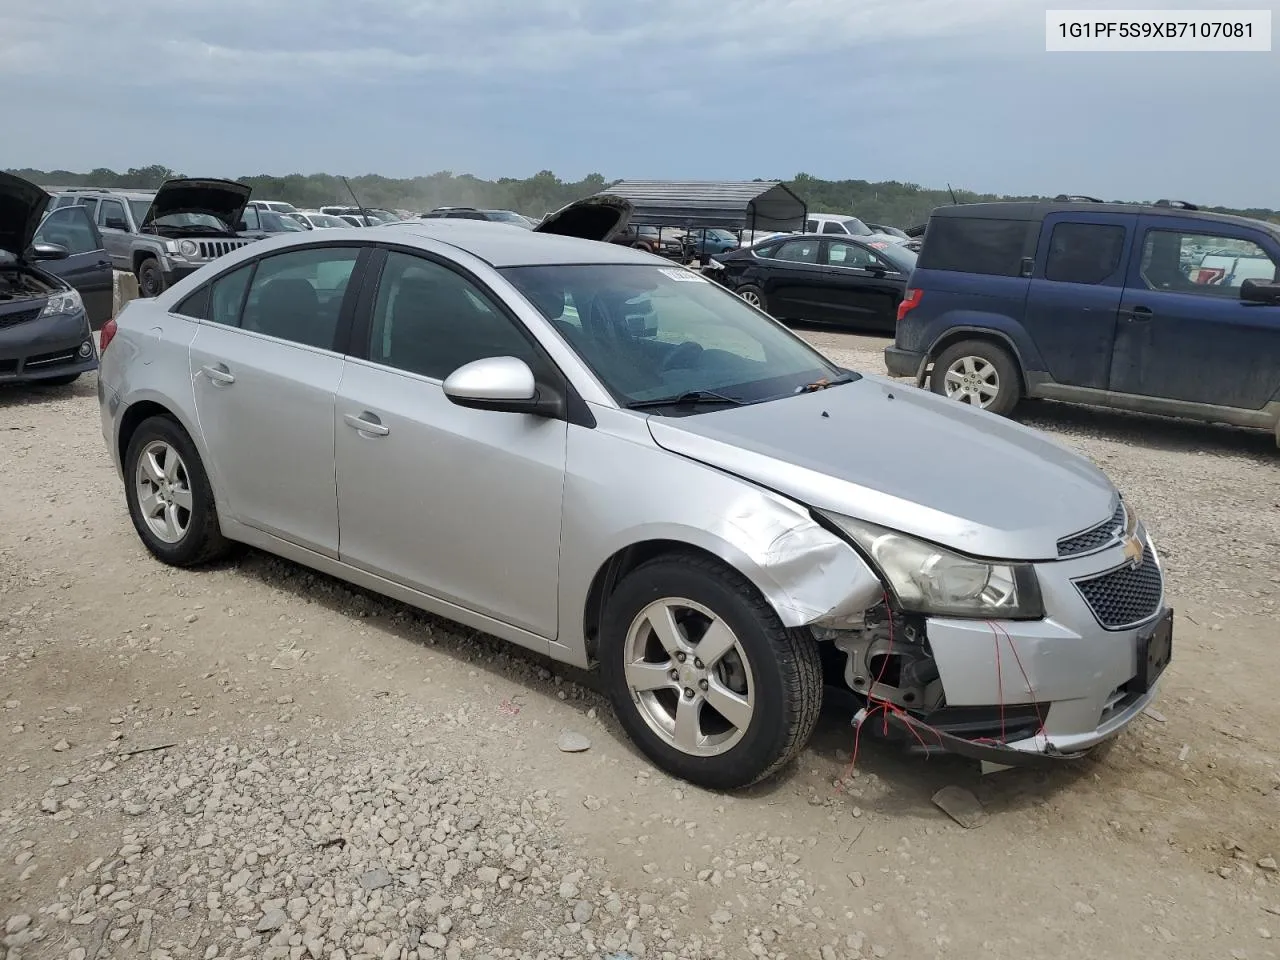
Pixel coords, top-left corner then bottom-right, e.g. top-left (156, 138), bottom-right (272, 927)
top-left (1, 326), bottom-right (1279, 960)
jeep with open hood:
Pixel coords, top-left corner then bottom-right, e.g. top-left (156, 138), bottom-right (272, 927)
top-left (0, 171), bottom-right (101, 385)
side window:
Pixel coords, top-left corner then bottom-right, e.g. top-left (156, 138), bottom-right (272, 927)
top-left (821, 221), bottom-right (846, 235)
top-left (367, 250), bottom-right (541, 381)
top-left (174, 284), bottom-right (211, 320)
top-left (207, 265), bottom-right (254, 327)
top-left (805, 219), bottom-right (818, 232)
top-left (239, 247), bottom-right (360, 348)
top-left (33, 207), bottom-right (102, 255)
top-left (1140, 230), bottom-right (1277, 295)
top-left (773, 239), bottom-right (820, 264)
top-left (97, 199), bottom-right (128, 231)
top-left (826, 241), bottom-right (877, 268)
top-left (916, 217), bottom-right (1034, 277)
top-left (753, 242), bottom-right (779, 259)
top-left (240, 207), bottom-right (261, 230)
top-left (1044, 222), bottom-right (1127, 284)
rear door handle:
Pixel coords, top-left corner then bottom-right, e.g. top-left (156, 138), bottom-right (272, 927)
top-left (1127, 306), bottom-right (1154, 322)
top-left (201, 364), bottom-right (235, 385)
top-left (344, 412), bottom-right (390, 437)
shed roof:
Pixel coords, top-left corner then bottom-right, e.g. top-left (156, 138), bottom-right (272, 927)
top-left (595, 180), bottom-right (807, 231)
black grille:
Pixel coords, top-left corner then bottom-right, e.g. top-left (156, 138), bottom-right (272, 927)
top-left (1074, 547), bottom-right (1163, 629)
top-left (196, 239), bottom-right (253, 259)
top-left (1057, 500), bottom-right (1126, 557)
top-left (0, 308), bottom-right (41, 330)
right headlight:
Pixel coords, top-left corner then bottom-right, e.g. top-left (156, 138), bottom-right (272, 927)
top-left (821, 513), bottom-right (1044, 620)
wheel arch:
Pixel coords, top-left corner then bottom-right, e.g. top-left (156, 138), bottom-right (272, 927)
top-left (924, 326), bottom-right (1031, 395)
top-left (115, 396), bottom-right (212, 498)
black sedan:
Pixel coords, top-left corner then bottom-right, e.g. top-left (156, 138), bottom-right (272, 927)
top-left (704, 234), bottom-right (916, 332)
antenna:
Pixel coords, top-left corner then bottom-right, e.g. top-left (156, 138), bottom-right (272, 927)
top-left (341, 176), bottom-right (371, 225)
top-left (947, 182), bottom-right (958, 205)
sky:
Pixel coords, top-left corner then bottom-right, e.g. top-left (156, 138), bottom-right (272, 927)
top-left (2, 0), bottom-right (1275, 208)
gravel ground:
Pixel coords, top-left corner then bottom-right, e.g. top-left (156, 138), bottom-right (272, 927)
top-left (2, 326), bottom-right (1279, 960)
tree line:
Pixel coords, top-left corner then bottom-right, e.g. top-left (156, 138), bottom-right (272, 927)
top-left (8, 164), bottom-right (1276, 228)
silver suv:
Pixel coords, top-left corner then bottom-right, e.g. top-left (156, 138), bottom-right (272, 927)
top-left (96, 212), bottom-right (1172, 790)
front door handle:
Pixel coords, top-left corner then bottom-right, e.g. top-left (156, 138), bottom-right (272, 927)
top-left (1126, 306), bottom-right (1154, 322)
top-left (344, 412), bottom-right (390, 437)
top-left (97, 259), bottom-right (111, 267)
top-left (201, 364), bottom-right (235, 385)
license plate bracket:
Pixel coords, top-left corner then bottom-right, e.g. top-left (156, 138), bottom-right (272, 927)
top-left (1134, 609), bottom-right (1173, 693)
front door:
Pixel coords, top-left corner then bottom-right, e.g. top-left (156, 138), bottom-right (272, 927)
top-left (33, 206), bottom-right (115, 328)
top-left (1022, 213), bottom-right (1134, 389)
top-left (759, 237), bottom-right (832, 321)
top-left (1110, 217), bottom-right (1280, 409)
top-left (820, 239), bottom-right (906, 329)
top-left (334, 248), bottom-right (567, 639)
top-left (93, 197), bottom-right (134, 270)
top-left (187, 245), bottom-right (367, 556)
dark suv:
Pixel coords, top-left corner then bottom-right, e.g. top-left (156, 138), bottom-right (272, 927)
top-left (885, 199), bottom-right (1280, 444)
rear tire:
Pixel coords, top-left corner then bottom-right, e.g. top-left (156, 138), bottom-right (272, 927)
top-left (599, 554), bottom-right (823, 790)
top-left (123, 415), bottom-right (231, 567)
top-left (929, 339), bottom-right (1022, 416)
top-left (136, 258), bottom-right (166, 299)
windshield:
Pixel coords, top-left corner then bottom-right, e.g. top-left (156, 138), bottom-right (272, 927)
top-left (487, 210), bottom-right (533, 228)
top-left (500, 264), bottom-right (846, 409)
top-left (128, 199), bottom-right (153, 224)
top-left (841, 218), bottom-right (873, 236)
top-left (311, 214), bottom-right (350, 228)
top-left (150, 211), bottom-right (229, 230)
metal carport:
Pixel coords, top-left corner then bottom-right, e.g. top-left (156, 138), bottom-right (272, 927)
top-left (592, 180), bottom-right (807, 233)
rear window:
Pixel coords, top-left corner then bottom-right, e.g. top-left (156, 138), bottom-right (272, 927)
top-left (917, 217), bottom-right (1035, 277)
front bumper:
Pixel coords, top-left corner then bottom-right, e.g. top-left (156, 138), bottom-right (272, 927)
top-left (883, 344), bottom-right (925, 380)
top-left (859, 530), bottom-right (1172, 767)
top-left (0, 310), bottom-right (98, 383)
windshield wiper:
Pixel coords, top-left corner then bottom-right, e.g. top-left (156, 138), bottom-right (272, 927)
top-left (627, 389), bottom-right (745, 410)
top-left (796, 373), bottom-right (857, 393)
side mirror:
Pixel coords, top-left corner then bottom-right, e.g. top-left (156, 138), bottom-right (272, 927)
top-left (442, 356), bottom-right (563, 417)
top-left (105, 218), bottom-right (128, 231)
top-left (1241, 278), bottom-right (1280, 305)
top-left (31, 242), bottom-right (70, 261)
top-left (235, 221), bottom-right (248, 231)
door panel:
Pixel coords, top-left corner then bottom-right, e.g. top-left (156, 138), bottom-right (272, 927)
top-left (190, 324), bottom-right (345, 554)
top-left (1023, 213), bottom-right (1134, 389)
top-left (33, 207), bottom-right (115, 328)
top-left (94, 198), bottom-right (133, 269)
top-left (760, 238), bottom-right (831, 321)
top-left (1110, 216), bottom-right (1280, 409)
top-left (820, 240), bottom-right (904, 329)
top-left (334, 361), bottom-right (567, 637)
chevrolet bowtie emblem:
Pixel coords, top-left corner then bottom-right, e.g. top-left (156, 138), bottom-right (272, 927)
top-left (1121, 534), bottom-right (1143, 566)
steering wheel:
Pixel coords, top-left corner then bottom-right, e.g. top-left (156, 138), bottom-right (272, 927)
top-left (659, 340), bottom-right (704, 375)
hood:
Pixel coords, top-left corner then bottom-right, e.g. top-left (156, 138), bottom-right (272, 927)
top-left (646, 376), bottom-right (1116, 561)
top-left (0, 171), bottom-right (51, 259)
top-left (534, 194), bottom-right (631, 243)
top-left (141, 178), bottom-right (252, 230)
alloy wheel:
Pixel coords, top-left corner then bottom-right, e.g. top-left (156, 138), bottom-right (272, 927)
top-left (134, 440), bottom-right (193, 544)
top-left (622, 597), bottom-right (755, 757)
top-left (943, 355), bottom-right (1001, 408)
top-left (740, 290), bottom-right (762, 307)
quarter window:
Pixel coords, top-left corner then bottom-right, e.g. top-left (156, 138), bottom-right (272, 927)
top-left (238, 247), bottom-right (359, 348)
top-left (1044, 222), bottom-right (1127, 284)
top-left (773, 239), bottom-right (820, 264)
top-left (1140, 230), bottom-right (1276, 296)
top-left (916, 217), bottom-right (1035, 277)
top-left (207, 265), bottom-right (254, 327)
top-left (367, 251), bottom-right (541, 381)
top-left (174, 284), bottom-right (211, 320)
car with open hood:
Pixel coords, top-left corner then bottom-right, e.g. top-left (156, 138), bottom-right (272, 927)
top-left (0, 172), bottom-right (101, 385)
top-left (95, 192), bottom-right (1171, 790)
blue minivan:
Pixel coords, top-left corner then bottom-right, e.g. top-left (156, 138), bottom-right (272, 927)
top-left (884, 200), bottom-right (1280, 445)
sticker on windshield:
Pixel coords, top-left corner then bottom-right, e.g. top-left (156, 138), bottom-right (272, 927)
top-left (658, 267), bottom-right (707, 282)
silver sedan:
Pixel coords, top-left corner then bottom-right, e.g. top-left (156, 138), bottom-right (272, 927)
top-left (97, 221), bottom-right (1171, 789)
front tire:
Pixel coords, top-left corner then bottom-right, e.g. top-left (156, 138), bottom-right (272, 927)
top-left (136, 258), bottom-right (167, 299)
top-left (123, 416), bottom-right (231, 567)
top-left (929, 339), bottom-right (1023, 416)
top-left (600, 555), bottom-right (823, 790)
top-left (737, 284), bottom-right (767, 313)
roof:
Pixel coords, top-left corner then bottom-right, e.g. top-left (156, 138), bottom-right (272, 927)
top-left (373, 220), bottom-right (659, 267)
top-left (931, 200), bottom-right (1280, 237)
top-left (595, 180), bottom-right (807, 231)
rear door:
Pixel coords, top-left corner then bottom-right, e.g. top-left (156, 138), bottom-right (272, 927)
top-left (32, 206), bottom-right (115, 328)
top-left (187, 244), bottom-right (370, 556)
top-left (820, 239), bottom-right (906, 330)
top-left (1022, 213), bottom-right (1134, 389)
top-left (1110, 217), bottom-right (1280, 409)
top-left (757, 237), bottom-right (831, 321)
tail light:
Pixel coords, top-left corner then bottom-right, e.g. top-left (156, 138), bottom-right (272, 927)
top-left (99, 317), bottom-right (119, 353)
top-left (896, 288), bottom-right (923, 322)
